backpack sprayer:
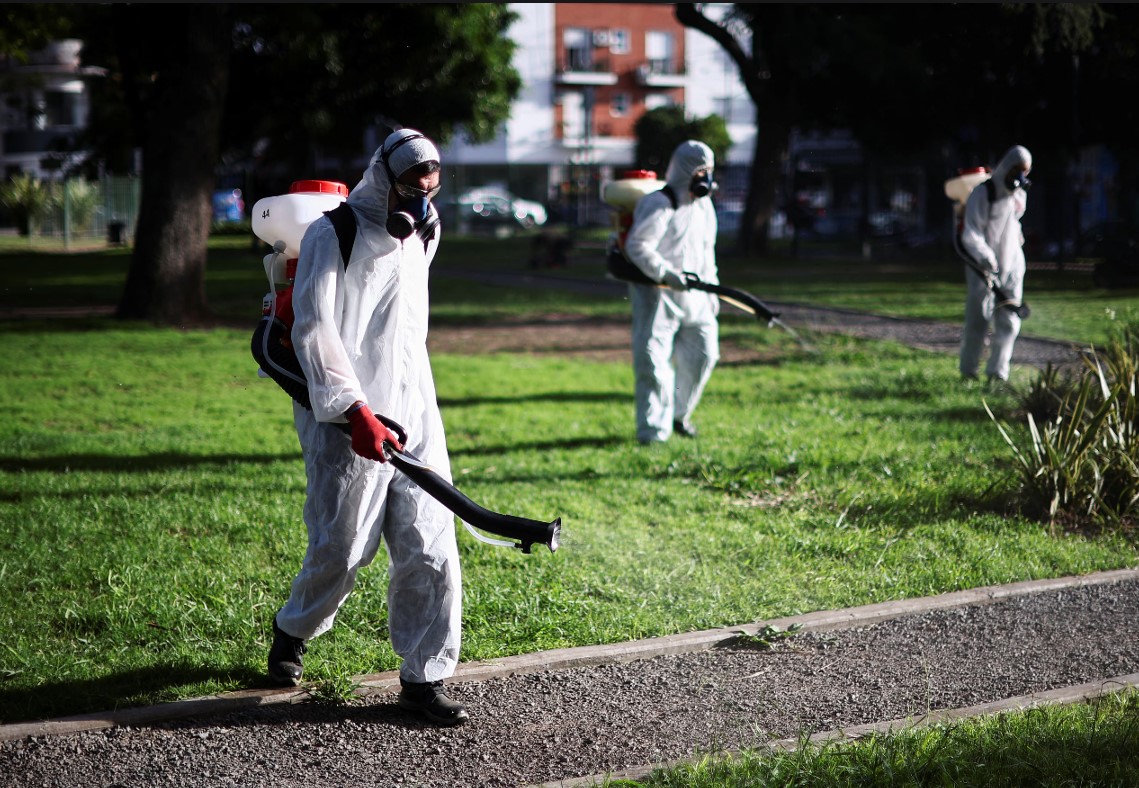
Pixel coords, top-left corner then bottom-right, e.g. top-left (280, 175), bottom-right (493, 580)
top-left (600, 170), bottom-right (812, 348)
top-left (945, 167), bottom-right (1031, 319)
top-left (249, 181), bottom-right (560, 553)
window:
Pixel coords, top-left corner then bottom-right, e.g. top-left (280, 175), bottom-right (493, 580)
top-left (645, 31), bottom-right (675, 75)
top-left (44, 91), bottom-right (79, 128)
top-left (560, 90), bottom-right (586, 140)
top-left (609, 29), bottom-right (629, 55)
top-left (645, 93), bottom-right (673, 112)
top-left (563, 27), bottom-right (591, 71)
top-left (609, 93), bottom-right (629, 117)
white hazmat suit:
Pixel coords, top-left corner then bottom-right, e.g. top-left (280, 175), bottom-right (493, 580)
top-left (624, 140), bottom-right (720, 443)
top-left (958, 144), bottom-right (1033, 382)
top-left (274, 130), bottom-right (461, 685)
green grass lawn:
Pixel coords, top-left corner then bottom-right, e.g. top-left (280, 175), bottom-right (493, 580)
top-left (4, 231), bottom-right (1137, 346)
top-left (1, 235), bottom-right (1137, 784)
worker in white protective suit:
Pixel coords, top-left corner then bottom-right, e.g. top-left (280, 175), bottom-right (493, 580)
top-left (958, 144), bottom-right (1033, 383)
top-left (623, 140), bottom-right (720, 443)
top-left (267, 128), bottom-right (468, 727)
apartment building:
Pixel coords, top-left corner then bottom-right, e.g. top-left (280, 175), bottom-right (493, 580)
top-left (441, 2), bottom-right (754, 224)
top-left (0, 10), bottom-right (755, 231)
top-left (0, 40), bottom-right (105, 179)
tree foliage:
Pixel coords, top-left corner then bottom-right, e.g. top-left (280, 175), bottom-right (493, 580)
top-left (222, 4), bottom-right (520, 177)
top-left (0, 5), bottom-right (71, 56)
top-left (675, 2), bottom-right (1132, 253)
top-left (633, 106), bottom-right (731, 177)
top-left (48, 3), bottom-right (522, 324)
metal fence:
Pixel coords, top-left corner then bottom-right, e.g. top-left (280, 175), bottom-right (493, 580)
top-left (2, 175), bottom-right (140, 248)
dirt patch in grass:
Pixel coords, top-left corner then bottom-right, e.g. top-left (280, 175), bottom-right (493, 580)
top-left (427, 313), bottom-right (783, 365)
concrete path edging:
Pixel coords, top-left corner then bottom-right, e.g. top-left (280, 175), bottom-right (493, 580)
top-left (3, 567), bottom-right (1137, 744)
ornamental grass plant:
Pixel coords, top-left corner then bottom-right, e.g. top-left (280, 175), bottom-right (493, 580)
top-left (988, 320), bottom-right (1139, 531)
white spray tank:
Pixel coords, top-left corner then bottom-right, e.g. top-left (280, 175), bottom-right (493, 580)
top-left (252, 179), bottom-right (349, 291)
top-left (250, 179), bottom-right (348, 378)
top-left (944, 166), bottom-right (991, 228)
top-left (600, 169), bottom-right (665, 253)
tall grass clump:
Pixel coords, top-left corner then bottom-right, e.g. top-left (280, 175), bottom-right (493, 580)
top-left (987, 321), bottom-right (1139, 532)
top-left (0, 173), bottom-right (51, 236)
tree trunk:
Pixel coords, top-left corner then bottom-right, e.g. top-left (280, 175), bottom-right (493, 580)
top-left (736, 112), bottom-right (788, 256)
top-left (674, 3), bottom-right (794, 258)
top-left (116, 6), bottom-right (230, 324)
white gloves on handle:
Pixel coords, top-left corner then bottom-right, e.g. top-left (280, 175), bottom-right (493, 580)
top-left (660, 269), bottom-right (688, 290)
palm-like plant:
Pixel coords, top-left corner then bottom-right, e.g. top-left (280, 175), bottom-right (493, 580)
top-left (0, 173), bottom-right (51, 236)
top-left (988, 324), bottom-right (1139, 531)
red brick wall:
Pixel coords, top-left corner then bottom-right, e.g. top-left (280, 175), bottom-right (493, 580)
top-left (553, 3), bottom-right (686, 140)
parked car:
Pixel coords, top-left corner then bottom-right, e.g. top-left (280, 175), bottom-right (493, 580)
top-left (212, 188), bottom-right (245, 224)
top-left (452, 185), bottom-right (547, 229)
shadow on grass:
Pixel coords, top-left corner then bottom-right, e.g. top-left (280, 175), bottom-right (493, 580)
top-left (0, 452), bottom-right (300, 475)
top-left (438, 391), bottom-right (628, 408)
top-left (0, 317), bottom-right (125, 334)
top-left (814, 487), bottom-right (1015, 531)
top-left (449, 435), bottom-right (627, 459)
top-left (0, 662), bottom-right (265, 727)
top-left (658, 456), bottom-right (1011, 526)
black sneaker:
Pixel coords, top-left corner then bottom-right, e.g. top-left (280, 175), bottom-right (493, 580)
top-left (268, 618), bottom-right (306, 686)
top-left (398, 679), bottom-right (469, 726)
top-left (673, 419), bottom-right (698, 438)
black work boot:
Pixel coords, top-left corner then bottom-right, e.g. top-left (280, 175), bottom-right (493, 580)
top-left (398, 678), bottom-right (469, 726)
top-left (673, 419), bottom-right (698, 438)
top-left (267, 618), bottom-right (306, 686)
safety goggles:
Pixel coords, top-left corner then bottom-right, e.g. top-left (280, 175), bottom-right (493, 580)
top-left (394, 181), bottom-right (441, 201)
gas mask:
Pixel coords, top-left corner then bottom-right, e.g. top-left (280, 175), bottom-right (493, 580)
top-left (386, 187), bottom-right (436, 240)
top-left (380, 133), bottom-right (441, 241)
top-left (1006, 169), bottom-right (1032, 192)
top-left (689, 170), bottom-right (717, 198)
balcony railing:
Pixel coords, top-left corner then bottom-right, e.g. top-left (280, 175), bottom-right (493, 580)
top-left (636, 63), bottom-right (686, 87)
top-left (557, 55), bottom-right (618, 86)
top-left (2, 128), bottom-right (77, 155)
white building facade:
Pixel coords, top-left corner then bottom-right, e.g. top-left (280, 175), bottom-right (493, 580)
top-left (440, 3), bottom-right (754, 225)
top-left (0, 40), bottom-right (105, 180)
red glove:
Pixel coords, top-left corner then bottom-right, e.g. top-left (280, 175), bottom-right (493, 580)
top-left (345, 402), bottom-right (403, 462)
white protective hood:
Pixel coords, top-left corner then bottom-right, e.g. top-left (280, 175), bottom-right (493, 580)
top-left (344, 129), bottom-right (441, 261)
top-left (624, 140), bottom-right (717, 284)
top-left (663, 140), bottom-right (715, 204)
top-left (989, 145), bottom-right (1033, 200)
top-left (959, 144), bottom-right (1032, 274)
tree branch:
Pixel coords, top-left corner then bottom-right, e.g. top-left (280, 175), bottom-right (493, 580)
top-left (674, 3), bottom-right (765, 98)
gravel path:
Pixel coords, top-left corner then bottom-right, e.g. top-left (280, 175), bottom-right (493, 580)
top-left (3, 573), bottom-right (1137, 787)
top-left (427, 268), bottom-right (1090, 374)
top-left (0, 272), bottom-right (1117, 787)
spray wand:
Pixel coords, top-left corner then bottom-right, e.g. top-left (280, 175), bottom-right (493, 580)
top-left (680, 272), bottom-right (813, 349)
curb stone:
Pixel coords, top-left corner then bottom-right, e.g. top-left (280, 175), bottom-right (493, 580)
top-left (3, 567), bottom-right (1137, 744)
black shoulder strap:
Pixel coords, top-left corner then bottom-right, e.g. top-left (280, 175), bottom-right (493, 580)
top-left (417, 208), bottom-right (439, 250)
top-left (323, 202), bottom-right (357, 269)
top-left (660, 184), bottom-right (678, 210)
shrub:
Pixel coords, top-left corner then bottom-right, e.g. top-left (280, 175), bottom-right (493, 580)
top-left (0, 173), bottom-right (51, 236)
top-left (988, 322), bottom-right (1139, 532)
top-left (54, 178), bottom-right (102, 234)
